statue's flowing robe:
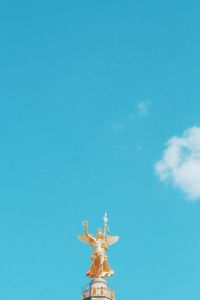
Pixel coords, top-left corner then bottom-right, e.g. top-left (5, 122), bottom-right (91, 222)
top-left (86, 241), bottom-right (113, 278)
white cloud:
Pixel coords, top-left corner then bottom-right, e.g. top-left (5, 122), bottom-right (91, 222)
top-left (137, 101), bottom-right (150, 117)
top-left (155, 126), bottom-right (200, 200)
top-left (155, 127), bottom-right (200, 200)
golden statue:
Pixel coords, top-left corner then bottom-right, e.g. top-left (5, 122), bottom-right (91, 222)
top-left (78, 213), bottom-right (119, 278)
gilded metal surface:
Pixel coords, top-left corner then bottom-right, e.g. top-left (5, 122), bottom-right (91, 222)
top-left (78, 213), bottom-right (119, 278)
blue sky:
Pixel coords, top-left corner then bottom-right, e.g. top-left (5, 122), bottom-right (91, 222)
top-left (1, 0), bottom-right (200, 299)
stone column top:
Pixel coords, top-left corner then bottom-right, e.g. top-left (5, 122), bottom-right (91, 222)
top-left (89, 278), bottom-right (108, 289)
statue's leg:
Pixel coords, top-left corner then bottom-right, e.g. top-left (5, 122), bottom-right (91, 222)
top-left (99, 254), bottom-right (104, 276)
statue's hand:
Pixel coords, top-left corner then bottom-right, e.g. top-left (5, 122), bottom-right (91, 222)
top-left (82, 220), bottom-right (89, 229)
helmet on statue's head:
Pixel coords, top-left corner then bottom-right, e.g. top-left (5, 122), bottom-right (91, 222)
top-left (96, 228), bottom-right (103, 239)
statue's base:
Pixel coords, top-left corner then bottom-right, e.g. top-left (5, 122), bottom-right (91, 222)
top-left (82, 278), bottom-right (115, 300)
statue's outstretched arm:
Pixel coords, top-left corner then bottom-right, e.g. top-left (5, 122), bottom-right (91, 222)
top-left (85, 228), bottom-right (95, 243)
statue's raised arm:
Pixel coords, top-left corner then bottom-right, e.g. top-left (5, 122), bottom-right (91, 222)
top-left (78, 221), bottom-right (96, 245)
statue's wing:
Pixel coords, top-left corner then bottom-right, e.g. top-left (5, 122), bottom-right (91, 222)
top-left (105, 235), bottom-right (119, 246)
top-left (78, 234), bottom-right (91, 245)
